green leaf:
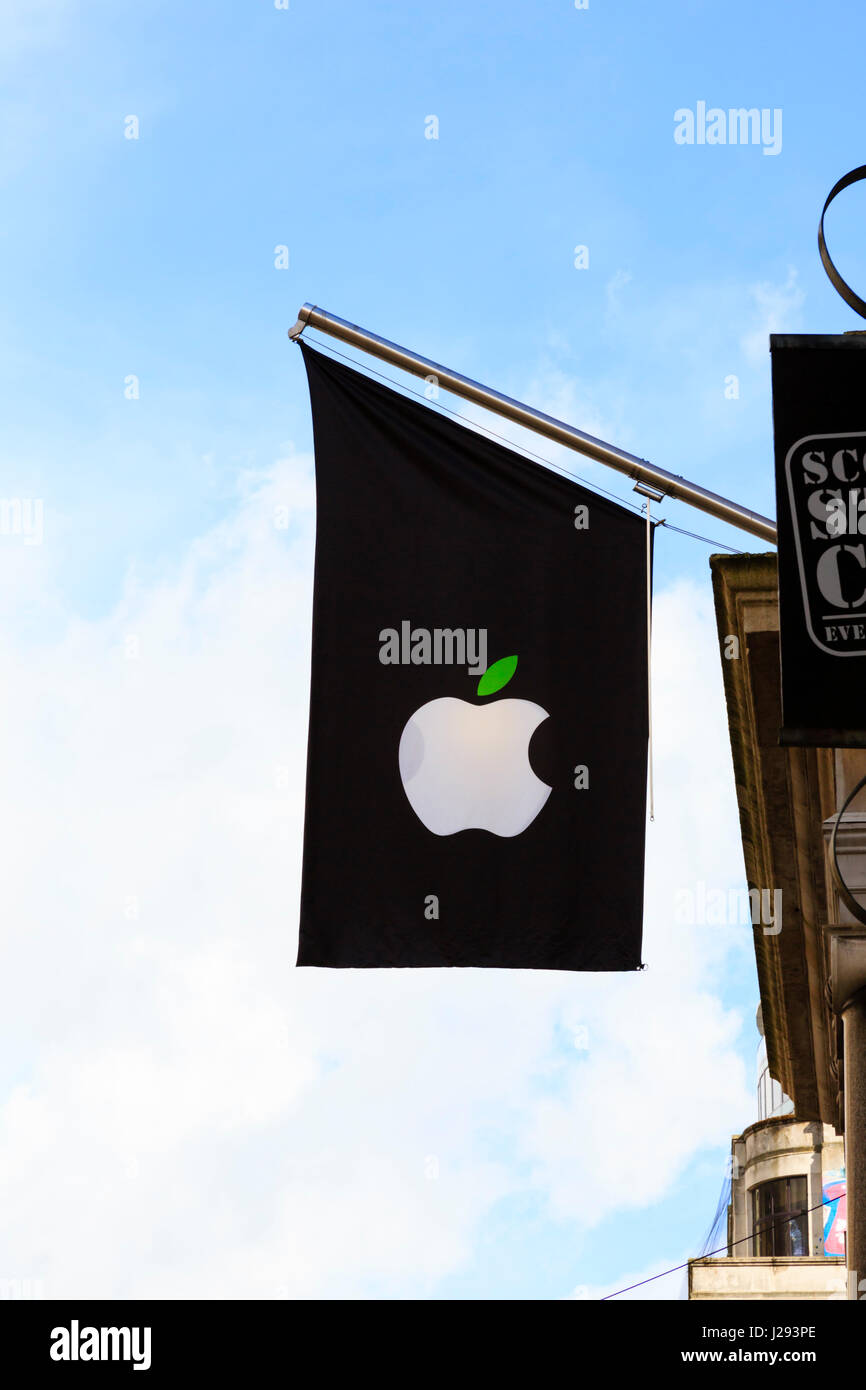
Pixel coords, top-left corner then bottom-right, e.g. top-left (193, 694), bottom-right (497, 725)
top-left (477, 654), bottom-right (518, 697)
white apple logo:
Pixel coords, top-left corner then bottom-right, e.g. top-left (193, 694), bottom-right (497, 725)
top-left (398, 655), bottom-right (551, 837)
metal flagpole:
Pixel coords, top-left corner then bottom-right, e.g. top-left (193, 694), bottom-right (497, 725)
top-left (289, 303), bottom-right (777, 546)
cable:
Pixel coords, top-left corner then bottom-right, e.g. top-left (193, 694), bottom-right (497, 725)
top-left (599, 1195), bottom-right (837, 1300)
top-left (300, 333), bottom-right (752, 556)
top-left (301, 333), bottom-right (650, 518)
top-left (657, 519), bottom-right (746, 555)
top-left (645, 496), bottom-right (655, 822)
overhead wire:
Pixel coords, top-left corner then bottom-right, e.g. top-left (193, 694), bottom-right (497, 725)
top-left (299, 333), bottom-right (750, 555)
top-left (600, 1195), bottom-right (837, 1300)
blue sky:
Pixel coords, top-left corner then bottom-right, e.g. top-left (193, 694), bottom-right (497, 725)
top-left (1, 0), bottom-right (862, 1300)
top-left (7, 0), bottom-right (866, 616)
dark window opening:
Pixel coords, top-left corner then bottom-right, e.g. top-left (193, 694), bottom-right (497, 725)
top-left (752, 1176), bottom-right (808, 1257)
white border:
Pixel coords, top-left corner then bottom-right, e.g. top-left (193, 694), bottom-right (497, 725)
top-left (785, 430), bottom-right (866, 658)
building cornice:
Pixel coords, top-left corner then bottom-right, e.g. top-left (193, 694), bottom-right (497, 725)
top-left (710, 554), bottom-right (838, 1125)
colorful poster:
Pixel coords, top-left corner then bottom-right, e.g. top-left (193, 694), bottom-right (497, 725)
top-left (823, 1170), bottom-right (847, 1257)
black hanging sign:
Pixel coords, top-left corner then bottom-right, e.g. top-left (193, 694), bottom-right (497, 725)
top-left (772, 334), bottom-right (866, 746)
top-left (297, 343), bottom-right (649, 969)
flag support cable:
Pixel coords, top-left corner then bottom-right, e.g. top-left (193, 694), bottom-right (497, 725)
top-left (289, 303), bottom-right (777, 546)
top-left (646, 495), bottom-right (654, 822)
top-left (633, 484), bottom-right (659, 824)
top-left (303, 334), bottom-right (739, 550)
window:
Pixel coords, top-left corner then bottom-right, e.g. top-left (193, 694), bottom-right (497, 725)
top-left (752, 1176), bottom-right (808, 1256)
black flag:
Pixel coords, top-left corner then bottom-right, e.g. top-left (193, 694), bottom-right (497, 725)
top-left (298, 343), bottom-right (648, 969)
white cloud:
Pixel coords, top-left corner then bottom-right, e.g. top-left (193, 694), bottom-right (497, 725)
top-left (0, 456), bottom-right (752, 1297)
top-left (740, 269), bottom-right (805, 367)
top-left (606, 268), bottom-right (634, 317)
